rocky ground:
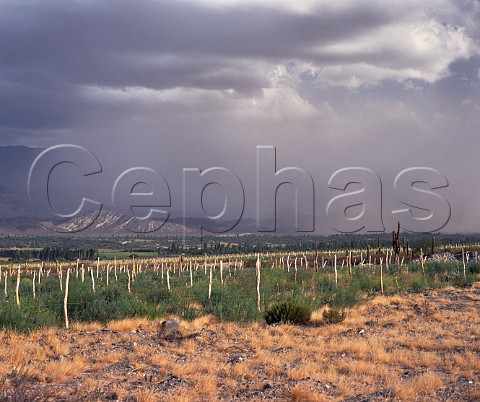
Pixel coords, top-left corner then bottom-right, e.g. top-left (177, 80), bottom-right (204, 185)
top-left (1, 285), bottom-right (480, 401)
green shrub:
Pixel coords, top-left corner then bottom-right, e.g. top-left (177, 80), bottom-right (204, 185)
top-left (322, 307), bottom-right (346, 324)
top-left (410, 274), bottom-right (426, 293)
top-left (67, 283), bottom-right (152, 323)
top-left (0, 300), bottom-right (59, 332)
top-left (264, 299), bottom-right (311, 325)
top-left (468, 262), bottom-right (480, 274)
top-left (332, 286), bottom-right (359, 308)
top-left (452, 273), bottom-right (474, 288)
top-left (203, 288), bottom-right (259, 322)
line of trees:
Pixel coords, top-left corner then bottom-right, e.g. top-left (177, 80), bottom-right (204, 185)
top-left (0, 247), bottom-right (97, 261)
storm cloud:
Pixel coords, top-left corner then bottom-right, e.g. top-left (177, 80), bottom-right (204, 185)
top-left (1, 0), bottom-right (479, 232)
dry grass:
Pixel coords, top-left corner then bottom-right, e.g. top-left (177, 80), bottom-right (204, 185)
top-left (395, 373), bottom-right (444, 400)
top-left (44, 356), bottom-right (88, 382)
top-left (132, 389), bottom-right (159, 402)
top-left (0, 286), bottom-right (479, 401)
top-left (291, 385), bottom-right (329, 401)
top-left (107, 317), bottom-right (151, 332)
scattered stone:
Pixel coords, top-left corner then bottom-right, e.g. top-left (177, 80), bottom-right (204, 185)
top-left (105, 391), bottom-right (119, 400)
top-left (228, 355), bottom-right (248, 364)
top-left (342, 386), bottom-right (395, 401)
top-left (156, 374), bottom-right (192, 391)
top-left (158, 320), bottom-right (180, 338)
top-left (426, 252), bottom-right (458, 263)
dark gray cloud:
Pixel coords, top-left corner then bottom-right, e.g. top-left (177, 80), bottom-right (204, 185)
top-left (0, 0), bottom-right (479, 232)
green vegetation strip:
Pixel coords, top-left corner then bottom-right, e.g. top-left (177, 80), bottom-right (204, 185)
top-left (0, 260), bottom-right (478, 332)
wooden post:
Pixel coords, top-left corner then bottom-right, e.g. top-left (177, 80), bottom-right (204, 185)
top-left (127, 268), bottom-right (131, 294)
top-left (349, 250), bottom-right (352, 276)
top-left (208, 264), bottom-right (213, 300)
top-left (90, 267), bottom-right (95, 293)
top-left (15, 268), bottom-right (21, 308)
top-left (32, 270), bottom-right (36, 299)
top-left (420, 248), bottom-right (425, 275)
top-left (4, 271), bottom-right (7, 297)
top-left (64, 268), bottom-right (70, 329)
top-left (166, 267), bottom-right (171, 292)
top-left (220, 260), bottom-right (224, 285)
top-left (380, 257), bottom-right (384, 295)
top-left (334, 254), bottom-right (338, 286)
top-left (462, 247), bottom-right (466, 282)
top-left (256, 254), bottom-right (261, 312)
top-left (59, 267), bottom-right (63, 292)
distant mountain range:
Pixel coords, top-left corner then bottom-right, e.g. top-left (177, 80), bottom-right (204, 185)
top-left (40, 209), bottom-right (196, 236)
top-left (0, 208), bottom-right (196, 236)
top-left (0, 146), bottom-right (314, 236)
top-left (0, 212), bottom-right (299, 236)
top-left (0, 209), bottom-right (260, 236)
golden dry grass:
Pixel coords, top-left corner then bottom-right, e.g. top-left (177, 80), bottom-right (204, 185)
top-left (0, 286), bottom-right (479, 401)
top-left (44, 356), bottom-right (88, 382)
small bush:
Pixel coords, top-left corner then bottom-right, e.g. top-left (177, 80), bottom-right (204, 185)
top-left (410, 274), bottom-right (426, 293)
top-left (264, 299), bottom-right (311, 325)
top-left (322, 307), bottom-right (346, 324)
top-left (0, 300), bottom-right (59, 332)
top-left (332, 286), bottom-right (358, 308)
top-left (203, 287), bottom-right (260, 322)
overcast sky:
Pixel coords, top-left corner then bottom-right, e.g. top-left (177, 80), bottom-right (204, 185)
top-left (1, 0), bottom-right (480, 233)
